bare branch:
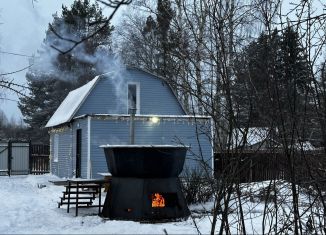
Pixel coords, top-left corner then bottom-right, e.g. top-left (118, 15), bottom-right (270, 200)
top-left (0, 79), bottom-right (28, 90)
top-left (48, 23), bottom-right (78, 44)
top-left (0, 64), bottom-right (34, 76)
top-left (0, 79), bottom-right (28, 97)
top-left (50, 0), bottom-right (132, 54)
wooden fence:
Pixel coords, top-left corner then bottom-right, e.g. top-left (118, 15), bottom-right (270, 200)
top-left (214, 150), bottom-right (326, 184)
top-left (30, 144), bottom-right (50, 175)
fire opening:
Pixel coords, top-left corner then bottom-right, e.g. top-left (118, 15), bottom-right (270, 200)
top-left (151, 193), bottom-right (165, 208)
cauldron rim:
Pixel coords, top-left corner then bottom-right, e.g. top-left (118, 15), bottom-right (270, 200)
top-left (100, 144), bottom-right (188, 177)
top-left (99, 144), bottom-right (189, 148)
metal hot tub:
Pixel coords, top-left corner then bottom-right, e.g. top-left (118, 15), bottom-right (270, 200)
top-left (100, 145), bottom-right (190, 221)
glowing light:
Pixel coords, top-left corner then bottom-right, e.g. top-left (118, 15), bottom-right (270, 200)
top-left (150, 116), bottom-right (160, 124)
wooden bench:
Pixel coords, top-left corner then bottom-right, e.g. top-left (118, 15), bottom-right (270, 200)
top-left (57, 179), bottom-right (108, 216)
top-left (97, 173), bottom-right (112, 192)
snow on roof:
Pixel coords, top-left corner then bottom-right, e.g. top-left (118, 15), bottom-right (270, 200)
top-left (99, 144), bottom-right (189, 148)
top-left (293, 141), bottom-right (316, 151)
top-left (45, 76), bottom-right (101, 128)
top-left (232, 127), bottom-right (271, 148)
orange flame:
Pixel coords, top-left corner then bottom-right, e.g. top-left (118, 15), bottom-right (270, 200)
top-left (152, 193), bottom-right (165, 208)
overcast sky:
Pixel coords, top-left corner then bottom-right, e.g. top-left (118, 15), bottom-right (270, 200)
top-left (0, 0), bottom-right (73, 120)
top-left (0, 0), bottom-right (323, 122)
top-left (0, 0), bottom-right (126, 121)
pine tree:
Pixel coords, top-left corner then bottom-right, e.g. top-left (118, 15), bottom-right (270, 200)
top-left (156, 0), bottom-right (174, 78)
top-left (317, 61), bottom-right (326, 148)
top-left (233, 27), bottom-right (311, 142)
top-left (19, 76), bottom-right (74, 142)
top-left (277, 27), bottom-right (311, 141)
top-left (0, 109), bottom-right (8, 140)
top-left (19, 0), bottom-right (113, 143)
top-left (233, 30), bottom-right (281, 127)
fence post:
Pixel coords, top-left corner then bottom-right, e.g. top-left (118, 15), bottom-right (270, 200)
top-left (249, 158), bottom-right (253, 182)
top-left (7, 140), bottom-right (12, 176)
top-left (29, 141), bottom-right (32, 174)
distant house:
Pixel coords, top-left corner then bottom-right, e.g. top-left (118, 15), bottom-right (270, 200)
top-left (231, 127), bottom-right (278, 150)
top-left (45, 67), bottom-right (212, 179)
top-left (292, 141), bottom-right (316, 151)
top-left (231, 127), bottom-right (320, 152)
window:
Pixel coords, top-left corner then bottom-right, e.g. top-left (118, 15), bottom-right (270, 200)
top-left (53, 134), bottom-right (59, 162)
top-left (128, 83), bottom-right (140, 114)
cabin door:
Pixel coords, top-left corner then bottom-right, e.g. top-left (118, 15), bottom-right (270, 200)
top-left (76, 129), bottom-right (82, 178)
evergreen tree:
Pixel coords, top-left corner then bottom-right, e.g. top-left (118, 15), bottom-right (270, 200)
top-left (233, 27), bottom-right (311, 142)
top-left (233, 30), bottom-right (281, 127)
top-left (276, 27), bottom-right (311, 141)
top-left (19, 0), bottom-right (113, 143)
top-left (156, 0), bottom-right (174, 78)
top-left (317, 61), bottom-right (326, 148)
top-left (0, 109), bottom-right (8, 140)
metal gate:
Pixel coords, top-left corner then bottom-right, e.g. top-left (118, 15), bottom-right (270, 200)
top-left (0, 142), bottom-right (8, 176)
top-left (0, 141), bottom-right (30, 176)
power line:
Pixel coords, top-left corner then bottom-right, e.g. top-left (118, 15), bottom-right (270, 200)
top-left (0, 97), bottom-right (18, 103)
top-left (0, 64), bottom-right (33, 76)
top-left (0, 50), bottom-right (35, 58)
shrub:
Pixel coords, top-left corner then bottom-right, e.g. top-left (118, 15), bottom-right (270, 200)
top-left (181, 169), bottom-right (214, 204)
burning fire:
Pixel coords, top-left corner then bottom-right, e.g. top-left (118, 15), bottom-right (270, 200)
top-left (152, 193), bottom-right (165, 208)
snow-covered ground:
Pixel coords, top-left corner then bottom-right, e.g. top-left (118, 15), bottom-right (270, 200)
top-left (0, 174), bottom-right (212, 234)
top-left (0, 174), bottom-right (324, 234)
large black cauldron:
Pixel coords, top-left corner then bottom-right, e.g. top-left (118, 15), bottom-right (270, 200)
top-left (100, 145), bottom-right (190, 221)
top-left (100, 145), bottom-right (187, 178)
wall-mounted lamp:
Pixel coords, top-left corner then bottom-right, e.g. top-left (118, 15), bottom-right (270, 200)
top-left (150, 116), bottom-right (160, 124)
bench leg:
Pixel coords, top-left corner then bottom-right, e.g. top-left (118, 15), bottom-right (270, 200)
top-left (98, 184), bottom-right (102, 215)
top-left (75, 182), bottom-right (79, 217)
top-left (67, 181), bottom-right (71, 213)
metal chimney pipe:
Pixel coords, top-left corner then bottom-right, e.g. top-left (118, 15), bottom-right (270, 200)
top-left (129, 108), bottom-right (137, 145)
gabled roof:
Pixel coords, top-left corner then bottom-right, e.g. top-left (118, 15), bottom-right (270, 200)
top-left (45, 67), bottom-right (187, 128)
top-left (45, 75), bottom-right (101, 128)
top-left (128, 67), bottom-right (187, 114)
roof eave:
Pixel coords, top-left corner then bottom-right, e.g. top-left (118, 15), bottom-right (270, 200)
top-left (45, 75), bottom-right (103, 128)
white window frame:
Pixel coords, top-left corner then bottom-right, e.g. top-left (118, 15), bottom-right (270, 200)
top-left (53, 134), bottom-right (59, 162)
top-left (127, 82), bottom-right (140, 114)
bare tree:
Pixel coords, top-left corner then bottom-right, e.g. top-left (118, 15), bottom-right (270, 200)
top-left (110, 0), bottom-right (326, 233)
top-left (176, 0), bottom-right (326, 234)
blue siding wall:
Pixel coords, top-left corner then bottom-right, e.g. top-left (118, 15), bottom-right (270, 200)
top-left (51, 116), bottom-right (212, 179)
top-left (50, 119), bottom-right (89, 179)
top-left (75, 68), bottom-right (185, 116)
top-left (50, 127), bottom-right (73, 178)
top-left (88, 116), bottom-right (212, 179)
